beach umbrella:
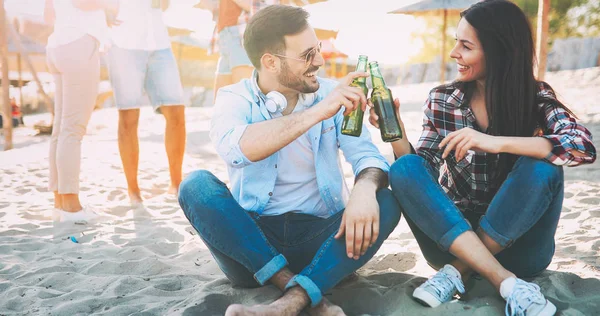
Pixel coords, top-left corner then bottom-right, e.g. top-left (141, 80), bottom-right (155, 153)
top-left (320, 38), bottom-right (348, 78)
top-left (7, 29), bottom-right (45, 55)
top-left (315, 28), bottom-right (337, 41)
top-left (321, 38), bottom-right (347, 60)
top-left (389, 0), bottom-right (480, 82)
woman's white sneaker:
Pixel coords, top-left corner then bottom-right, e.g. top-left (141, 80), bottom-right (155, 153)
top-left (53, 206), bottom-right (100, 224)
top-left (413, 264), bottom-right (466, 307)
top-left (501, 277), bottom-right (556, 316)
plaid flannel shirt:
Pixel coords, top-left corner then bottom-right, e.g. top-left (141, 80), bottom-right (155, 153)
top-left (415, 82), bottom-right (596, 214)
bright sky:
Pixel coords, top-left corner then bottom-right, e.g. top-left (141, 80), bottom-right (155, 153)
top-left (304, 0), bottom-right (425, 64)
top-left (5, 0), bottom-right (425, 65)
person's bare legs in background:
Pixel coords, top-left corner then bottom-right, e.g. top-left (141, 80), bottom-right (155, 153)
top-left (232, 65), bottom-right (253, 83)
top-left (161, 105), bottom-right (186, 195)
top-left (213, 74), bottom-right (232, 100)
top-left (213, 65), bottom-right (253, 99)
top-left (117, 105), bottom-right (185, 202)
top-left (118, 109), bottom-right (142, 205)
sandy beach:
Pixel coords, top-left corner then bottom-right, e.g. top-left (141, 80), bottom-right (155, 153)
top-left (1, 68), bottom-right (599, 315)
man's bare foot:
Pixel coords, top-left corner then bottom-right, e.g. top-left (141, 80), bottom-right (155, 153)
top-left (308, 298), bottom-right (346, 316)
top-left (225, 304), bottom-right (292, 316)
top-left (226, 287), bottom-right (309, 316)
top-left (129, 191), bottom-right (143, 207)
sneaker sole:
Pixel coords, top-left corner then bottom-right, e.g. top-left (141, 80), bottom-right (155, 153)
top-left (537, 300), bottom-right (557, 316)
top-left (413, 288), bottom-right (443, 308)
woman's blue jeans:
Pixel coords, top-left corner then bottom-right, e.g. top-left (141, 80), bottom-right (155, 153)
top-left (389, 155), bottom-right (564, 278)
top-left (178, 170), bottom-right (402, 306)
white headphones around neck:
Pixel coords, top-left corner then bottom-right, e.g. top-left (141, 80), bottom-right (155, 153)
top-left (264, 91), bottom-right (316, 113)
top-left (264, 91), bottom-right (288, 113)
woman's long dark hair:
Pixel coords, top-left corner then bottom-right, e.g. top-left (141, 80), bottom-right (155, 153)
top-left (460, 0), bottom-right (573, 187)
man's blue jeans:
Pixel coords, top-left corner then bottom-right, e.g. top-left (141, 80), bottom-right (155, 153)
top-left (389, 155), bottom-right (564, 278)
top-left (178, 170), bottom-right (402, 306)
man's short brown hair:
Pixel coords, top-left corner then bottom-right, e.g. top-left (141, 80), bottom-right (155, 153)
top-left (243, 5), bottom-right (310, 69)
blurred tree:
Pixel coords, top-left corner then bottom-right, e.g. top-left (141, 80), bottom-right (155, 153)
top-left (571, 0), bottom-right (600, 37)
top-left (407, 13), bottom-right (460, 64)
top-left (514, 0), bottom-right (598, 38)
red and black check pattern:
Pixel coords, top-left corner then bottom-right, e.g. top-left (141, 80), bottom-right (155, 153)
top-left (414, 82), bottom-right (596, 214)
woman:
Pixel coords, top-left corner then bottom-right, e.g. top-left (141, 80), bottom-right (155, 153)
top-left (212, 0), bottom-right (255, 99)
top-left (44, 0), bottom-right (117, 223)
top-left (369, 1), bottom-right (596, 315)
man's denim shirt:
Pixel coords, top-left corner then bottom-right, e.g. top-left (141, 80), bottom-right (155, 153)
top-left (210, 72), bottom-right (390, 217)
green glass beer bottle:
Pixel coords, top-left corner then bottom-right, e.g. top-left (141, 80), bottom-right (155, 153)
top-left (341, 55), bottom-right (369, 137)
top-left (369, 61), bottom-right (403, 142)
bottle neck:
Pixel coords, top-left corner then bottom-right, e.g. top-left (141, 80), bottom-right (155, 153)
top-left (354, 58), bottom-right (368, 84)
top-left (370, 65), bottom-right (386, 88)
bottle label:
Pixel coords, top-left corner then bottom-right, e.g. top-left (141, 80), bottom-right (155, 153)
top-left (345, 120), bottom-right (356, 130)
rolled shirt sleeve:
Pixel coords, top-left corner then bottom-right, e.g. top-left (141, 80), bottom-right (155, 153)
top-left (540, 102), bottom-right (596, 166)
top-left (209, 90), bottom-right (255, 168)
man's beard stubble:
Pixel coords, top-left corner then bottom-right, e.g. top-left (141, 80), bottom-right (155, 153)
top-left (277, 60), bottom-right (320, 94)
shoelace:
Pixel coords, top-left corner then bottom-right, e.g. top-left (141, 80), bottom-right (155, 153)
top-left (424, 270), bottom-right (466, 298)
top-left (505, 281), bottom-right (546, 316)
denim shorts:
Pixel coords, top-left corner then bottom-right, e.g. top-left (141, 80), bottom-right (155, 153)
top-left (216, 25), bottom-right (253, 75)
top-left (107, 45), bottom-right (184, 110)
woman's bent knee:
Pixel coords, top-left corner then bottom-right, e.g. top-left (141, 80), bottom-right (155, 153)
top-left (389, 155), bottom-right (429, 192)
top-left (514, 156), bottom-right (563, 184)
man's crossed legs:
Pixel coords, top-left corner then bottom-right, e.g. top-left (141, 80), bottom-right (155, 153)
top-left (178, 170), bottom-right (402, 315)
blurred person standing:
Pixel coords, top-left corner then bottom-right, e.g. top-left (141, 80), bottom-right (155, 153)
top-left (212, 0), bottom-right (254, 99)
top-left (44, 0), bottom-right (116, 223)
top-left (107, 0), bottom-right (186, 206)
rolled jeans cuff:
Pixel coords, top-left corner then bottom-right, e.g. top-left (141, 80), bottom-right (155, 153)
top-left (479, 216), bottom-right (512, 247)
top-left (253, 254), bottom-right (288, 286)
top-left (438, 220), bottom-right (472, 251)
top-left (285, 275), bottom-right (322, 307)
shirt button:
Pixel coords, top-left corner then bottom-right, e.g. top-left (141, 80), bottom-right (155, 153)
top-left (268, 192), bottom-right (273, 196)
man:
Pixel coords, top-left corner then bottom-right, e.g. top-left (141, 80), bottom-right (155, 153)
top-left (107, 0), bottom-right (186, 205)
top-left (178, 5), bottom-right (402, 315)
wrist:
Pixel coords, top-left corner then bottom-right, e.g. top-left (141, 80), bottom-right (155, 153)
top-left (497, 136), bottom-right (510, 154)
top-left (305, 105), bottom-right (328, 124)
top-left (352, 180), bottom-right (379, 194)
top-left (391, 137), bottom-right (411, 157)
